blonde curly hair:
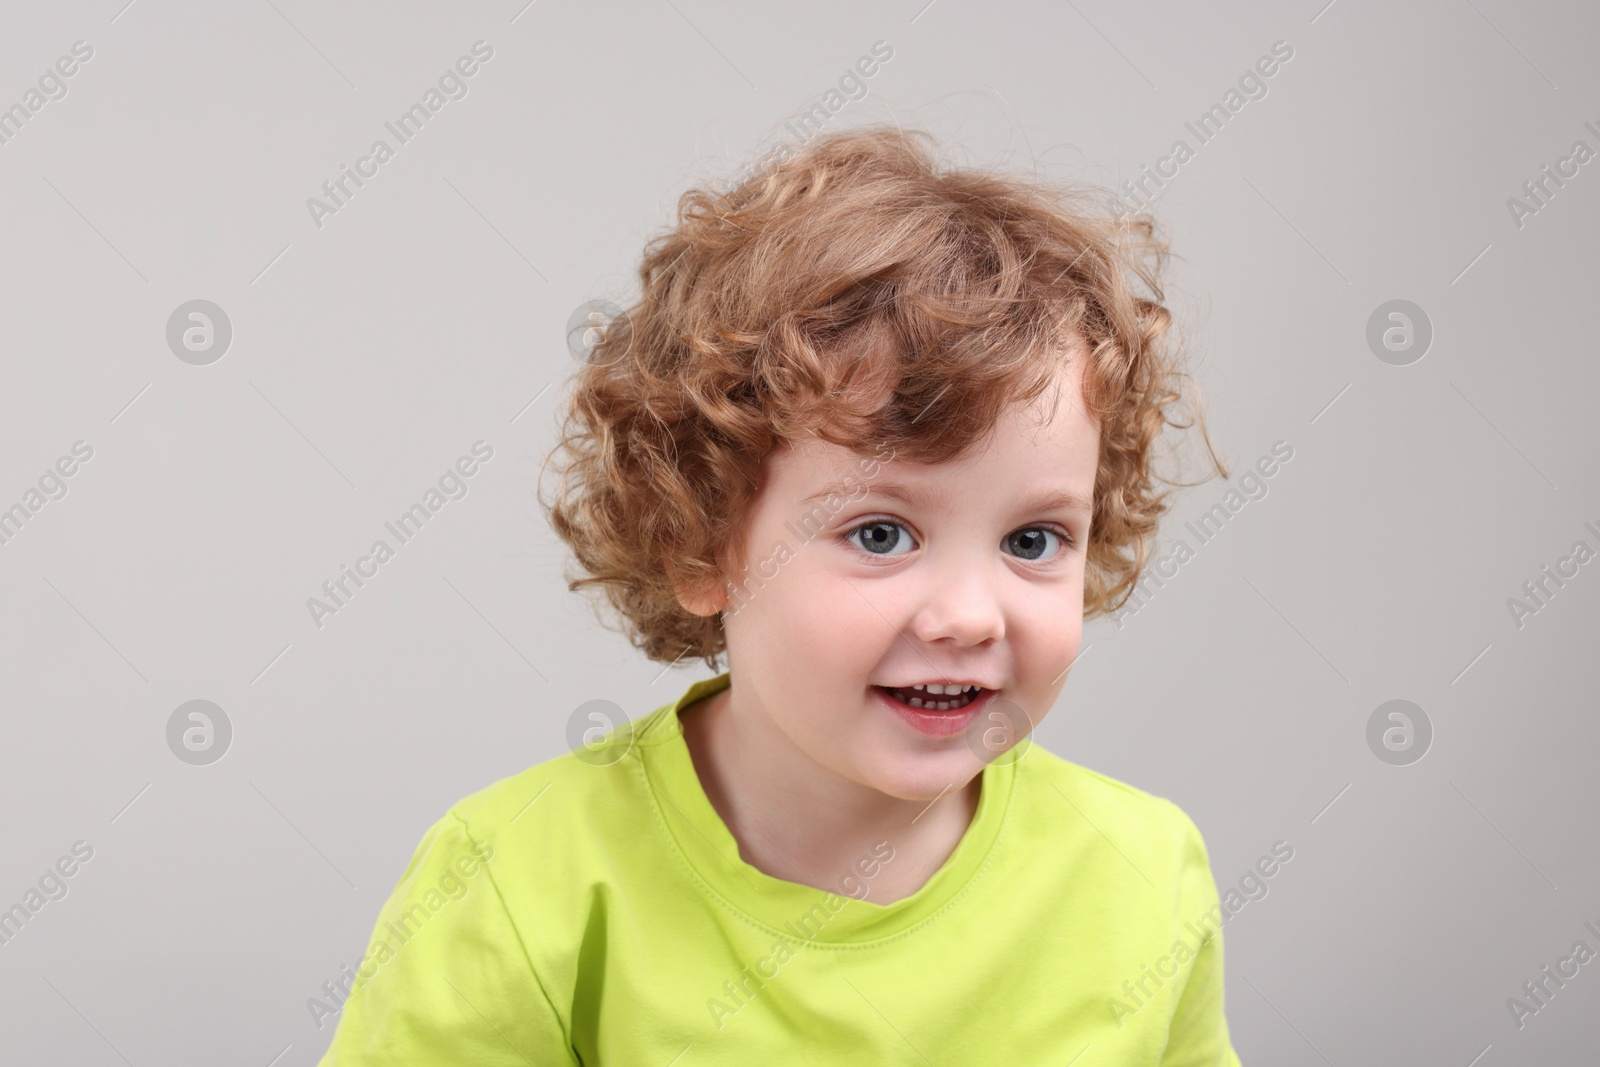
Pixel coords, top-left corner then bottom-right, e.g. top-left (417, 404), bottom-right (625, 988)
top-left (540, 126), bottom-right (1225, 671)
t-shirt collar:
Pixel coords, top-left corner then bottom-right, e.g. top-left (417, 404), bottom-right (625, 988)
top-left (636, 671), bottom-right (1017, 944)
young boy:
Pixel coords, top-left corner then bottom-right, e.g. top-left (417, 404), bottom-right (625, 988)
top-left (317, 126), bottom-right (1240, 1064)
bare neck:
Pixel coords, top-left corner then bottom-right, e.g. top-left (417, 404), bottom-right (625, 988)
top-left (677, 685), bottom-right (981, 906)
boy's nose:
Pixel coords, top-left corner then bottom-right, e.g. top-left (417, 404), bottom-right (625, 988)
top-left (904, 559), bottom-right (1006, 648)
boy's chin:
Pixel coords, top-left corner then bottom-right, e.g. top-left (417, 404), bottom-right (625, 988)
top-left (857, 754), bottom-right (984, 805)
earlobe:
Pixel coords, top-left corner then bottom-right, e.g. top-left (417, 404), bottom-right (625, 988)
top-left (664, 556), bottom-right (729, 617)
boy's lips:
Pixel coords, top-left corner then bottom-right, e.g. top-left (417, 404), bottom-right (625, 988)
top-left (871, 684), bottom-right (996, 738)
top-left (873, 682), bottom-right (988, 709)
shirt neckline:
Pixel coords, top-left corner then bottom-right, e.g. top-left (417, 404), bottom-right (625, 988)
top-left (636, 671), bottom-right (1017, 945)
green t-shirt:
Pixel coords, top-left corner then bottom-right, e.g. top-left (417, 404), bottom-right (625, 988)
top-left (316, 672), bottom-right (1242, 1064)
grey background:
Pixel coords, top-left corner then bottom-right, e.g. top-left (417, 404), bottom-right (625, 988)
top-left (1, 0), bottom-right (1595, 1063)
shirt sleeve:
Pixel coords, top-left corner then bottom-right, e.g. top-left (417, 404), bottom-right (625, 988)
top-left (1158, 803), bottom-right (1244, 1067)
top-left (316, 810), bottom-right (577, 1066)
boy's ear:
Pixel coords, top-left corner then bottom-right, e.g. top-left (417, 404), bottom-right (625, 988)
top-left (664, 556), bottom-right (728, 617)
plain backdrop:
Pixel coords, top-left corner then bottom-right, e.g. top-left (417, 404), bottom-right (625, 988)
top-left (0, 0), bottom-right (1596, 1063)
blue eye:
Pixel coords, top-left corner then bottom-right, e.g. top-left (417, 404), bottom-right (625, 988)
top-left (1005, 527), bottom-right (1067, 561)
top-left (846, 521), bottom-right (914, 556)
top-left (838, 521), bottom-right (1075, 563)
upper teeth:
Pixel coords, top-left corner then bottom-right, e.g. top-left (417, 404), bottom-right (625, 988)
top-left (909, 683), bottom-right (977, 695)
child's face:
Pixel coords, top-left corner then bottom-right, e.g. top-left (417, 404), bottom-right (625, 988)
top-left (708, 356), bottom-right (1100, 802)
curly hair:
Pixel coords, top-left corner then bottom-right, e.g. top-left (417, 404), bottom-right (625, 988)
top-left (540, 126), bottom-right (1226, 671)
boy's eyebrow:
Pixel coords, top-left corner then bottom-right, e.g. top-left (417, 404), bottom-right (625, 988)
top-left (803, 480), bottom-right (1093, 516)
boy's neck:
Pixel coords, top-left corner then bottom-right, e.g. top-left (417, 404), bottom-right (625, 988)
top-left (677, 683), bottom-right (981, 906)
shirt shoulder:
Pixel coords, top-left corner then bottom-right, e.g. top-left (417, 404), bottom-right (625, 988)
top-left (315, 797), bottom-right (578, 1064)
top-left (445, 702), bottom-right (673, 835)
top-left (1008, 744), bottom-right (1215, 896)
top-left (1008, 748), bottom-right (1241, 1065)
top-left (317, 700), bottom-right (688, 1065)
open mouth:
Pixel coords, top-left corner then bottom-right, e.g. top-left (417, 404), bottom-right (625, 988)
top-left (875, 683), bottom-right (985, 712)
top-left (872, 683), bottom-right (995, 738)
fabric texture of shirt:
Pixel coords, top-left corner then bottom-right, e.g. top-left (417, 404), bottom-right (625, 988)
top-left (316, 671), bottom-right (1243, 1065)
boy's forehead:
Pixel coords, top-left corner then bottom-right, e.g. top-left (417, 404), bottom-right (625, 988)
top-left (761, 345), bottom-right (1097, 495)
top-left (763, 434), bottom-right (881, 491)
top-left (775, 391), bottom-right (1098, 503)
